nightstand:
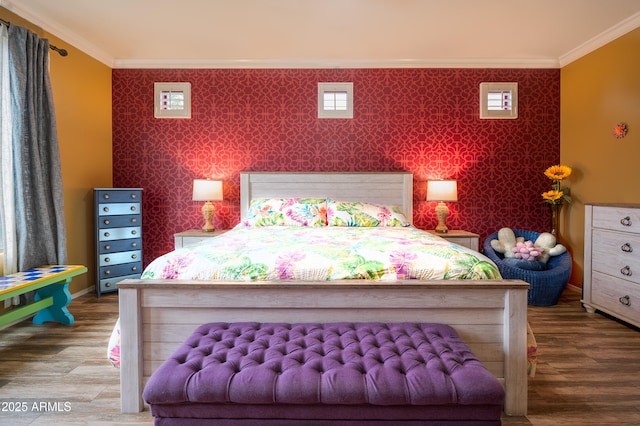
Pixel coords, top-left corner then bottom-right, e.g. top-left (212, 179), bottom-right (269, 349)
top-left (426, 230), bottom-right (479, 251)
top-left (174, 229), bottom-right (229, 249)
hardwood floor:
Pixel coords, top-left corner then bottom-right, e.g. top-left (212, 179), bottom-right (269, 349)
top-left (0, 287), bottom-right (639, 425)
top-left (517, 288), bottom-right (640, 426)
top-left (0, 291), bottom-right (149, 425)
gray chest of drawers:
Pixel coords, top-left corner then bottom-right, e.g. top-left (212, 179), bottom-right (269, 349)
top-left (94, 188), bottom-right (143, 296)
top-left (583, 204), bottom-right (640, 327)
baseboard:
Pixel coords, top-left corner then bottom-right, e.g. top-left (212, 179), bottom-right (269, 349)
top-left (566, 283), bottom-right (582, 294)
top-left (72, 286), bottom-right (93, 299)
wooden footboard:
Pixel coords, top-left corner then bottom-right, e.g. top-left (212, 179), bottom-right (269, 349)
top-left (118, 279), bottom-right (529, 416)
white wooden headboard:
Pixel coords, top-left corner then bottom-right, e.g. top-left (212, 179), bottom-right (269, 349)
top-left (239, 172), bottom-right (414, 223)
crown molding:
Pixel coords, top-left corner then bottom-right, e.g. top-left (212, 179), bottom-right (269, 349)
top-left (559, 11), bottom-right (640, 67)
top-left (112, 57), bottom-right (560, 70)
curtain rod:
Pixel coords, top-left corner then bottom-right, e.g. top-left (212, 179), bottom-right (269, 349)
top-left (0, 18), bottom-right (68, 57)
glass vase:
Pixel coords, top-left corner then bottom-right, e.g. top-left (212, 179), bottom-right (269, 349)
top-left (549, 203), bottom-right (562, 236)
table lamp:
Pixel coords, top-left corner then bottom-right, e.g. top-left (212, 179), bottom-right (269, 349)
top-left (192, 179), bottom-right (223, 232)
top-left (426, 180), bottom-right (458, 233)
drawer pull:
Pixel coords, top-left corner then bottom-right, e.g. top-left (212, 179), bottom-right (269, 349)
top-left (621, 216), bottom-right (632, 227)
top-left (103, 232), bottom-right (110, 238)
top-left (104, 257), bottom-right (110, 263)
top-left (620, 266), bottom-right (632, 276)
top-left (130, 206), bottom-right (137, 212)
top-left (131, 193), bottom-right (137, 199)
top-left (104, 219), bottom-right (110, 225)
top-left (131, 254), bottom-right (137, 259)
top-left (131, 242), bottom-right (137, 247)
top-left (104, 245), bottom-right (110, 250)
top-left (621, 243), bottom-right (633, 253)
top-left (103, 194), bottom-right (110, 199)
top-left (132, 266), bottom-right (138, 271)
top-left (619, 295), bottom-right (631, 306)
top-left (131, 218), bottom-right (137, 223)
top-left (103, 207), bottom-right (109, 213)
top-left (105, 270), bottom-right (111, 275)
top-left (131, 230), bottom-right (137, 235)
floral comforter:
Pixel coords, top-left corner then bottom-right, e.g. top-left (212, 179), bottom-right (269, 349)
top-left (141, 225), bottom-right (500, 281)
top-left (107, 225), bottom-right (501, 368)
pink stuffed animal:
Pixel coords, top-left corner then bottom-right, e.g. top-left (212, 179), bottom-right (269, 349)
top-left (512, 240), bottom-right (542, 261)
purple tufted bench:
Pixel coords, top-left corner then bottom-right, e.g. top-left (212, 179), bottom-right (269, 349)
top-left (142, 322), bottom-right (505, 425)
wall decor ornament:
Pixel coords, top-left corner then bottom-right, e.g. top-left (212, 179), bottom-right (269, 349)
top-left (613, 122), bottom-right (628, 139)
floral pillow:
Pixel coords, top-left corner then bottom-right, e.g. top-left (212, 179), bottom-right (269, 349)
top-left (243, 198), bottom-right (327, 226)
top-left (327, 200), bottom-right (411, 227)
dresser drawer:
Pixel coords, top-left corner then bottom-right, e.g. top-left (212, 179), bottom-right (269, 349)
top-left (180, 236), bottom-right (215, 248)
top-left (592, 229), bottom-right (640, 284)
top-left (99, 250), bottom-right (142, 266)
top-left (592, 205), bottom-right (640, 234)
top-left (96, 190), bottom-right (141, 203)
top-left (98, 238), bottom-right (141, 254)
top-left (98, 214), bottom-right (141, 228)
top-left (174, 229), bottom-right (229, 249)
top-left (99, 226), bottom-right (141, 241)
top-left (99, 262), bottom-right (143, 279)
top-left (98, 202), bottom-right (140, 216)
top-left (591, 271), bottom-right (640, 321)
top-left (99, 273), bottom-right (142, 293)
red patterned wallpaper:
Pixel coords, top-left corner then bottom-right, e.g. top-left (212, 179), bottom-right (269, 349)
top-left (113, 68), bottom-right (560, 265)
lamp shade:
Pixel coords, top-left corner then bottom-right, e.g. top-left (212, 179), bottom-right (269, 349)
top-left (426, 180), bottom-right (458, 202)
top-left (192, 179), bottom-right (223, 201)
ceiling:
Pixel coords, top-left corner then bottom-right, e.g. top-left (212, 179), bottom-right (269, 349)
top-left (4, 0), bottom-right (640, 69)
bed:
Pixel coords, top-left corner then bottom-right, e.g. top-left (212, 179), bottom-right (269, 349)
top-left (116, 171), bottom-right (529, 417)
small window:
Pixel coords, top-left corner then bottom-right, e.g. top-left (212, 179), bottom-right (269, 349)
top-left (154, 82), bottom-right (191, 118)
top-left (324, 91), bottom-right (348, 111)
top-left (318, 82), bottom-right (353, 118)
top-left (487, 90), bottom-right (512, 111)
top-left (480, 82), bottom-right (518, 119)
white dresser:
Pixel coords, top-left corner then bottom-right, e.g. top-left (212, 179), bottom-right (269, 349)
top-left (583, 204), bottom-right (640, 327)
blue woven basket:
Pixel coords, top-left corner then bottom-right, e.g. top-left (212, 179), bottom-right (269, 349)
top-left (483, 229), bottom-right (572, 306)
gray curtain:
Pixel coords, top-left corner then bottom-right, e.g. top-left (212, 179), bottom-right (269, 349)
top-left (7, 24), bottom-right (66, 270)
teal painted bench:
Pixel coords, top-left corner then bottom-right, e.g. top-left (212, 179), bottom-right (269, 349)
top-left (0, 265), bottom-right (87, 327)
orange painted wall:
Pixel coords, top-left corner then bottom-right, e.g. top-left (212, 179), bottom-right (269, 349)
top-left (0, 8), bottom-right (112, 294)
top-left (561, 27), bottom-right (640, 287)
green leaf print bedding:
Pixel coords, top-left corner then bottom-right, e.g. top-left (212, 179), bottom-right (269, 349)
top-left (141, 226), bottom-right (501, 281)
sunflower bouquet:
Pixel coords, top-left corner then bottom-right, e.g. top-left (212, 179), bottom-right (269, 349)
top-left (541, 165), bottom-right (572, 205)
